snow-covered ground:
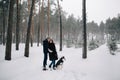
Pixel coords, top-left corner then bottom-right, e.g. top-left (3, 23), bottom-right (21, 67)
top-left (0, 43), bottom-right (120, 80)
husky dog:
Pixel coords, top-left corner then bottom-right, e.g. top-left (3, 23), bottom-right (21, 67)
top-left (55, 56), bottom-right (66, 69)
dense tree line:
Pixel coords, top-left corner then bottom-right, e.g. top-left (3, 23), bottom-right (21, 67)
top-left (0, 0), bottom-right (120, 45)
top-left (0, 0), bottom-right (120, 60)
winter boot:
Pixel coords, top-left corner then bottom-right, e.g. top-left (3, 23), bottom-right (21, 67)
top-left (49, 65), bottom-right (51, 68)
top-left (43, 67), bottom-right (48, 71)
top-left (53, 65), bottom-right (56, 70)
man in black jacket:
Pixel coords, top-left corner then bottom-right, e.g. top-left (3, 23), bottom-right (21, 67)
top-left (43, 37), bottom-right (50, 70)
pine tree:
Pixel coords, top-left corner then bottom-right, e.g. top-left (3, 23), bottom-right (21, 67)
top-left (16, 0), bottom-right (20, 50)
top-left (37, 0), bottom-right (41, 46)
top-left (88, 40), bottom-right (99, 50)
top-left (5, 0), bottom-right (15, 60)
top-left (57, 0), bottom-right (62, 51)
top-left (82, 0), bottom-right (87, 59)
top-left (2, 0), bottom-right (9, 45)
top-left (24, 0), bottom-right (35, 57)
top-left (108, 38), bottom-right (118, 55)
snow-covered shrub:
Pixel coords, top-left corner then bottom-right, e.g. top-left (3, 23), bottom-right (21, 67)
top-left (66, 40), bottom-right (72, 48)
top-left (88, 40), bottom-right (99, 50)
top-left (75, 42), bottom-right (82, 48)
top-left (108, 38), bottom-right (118, 55)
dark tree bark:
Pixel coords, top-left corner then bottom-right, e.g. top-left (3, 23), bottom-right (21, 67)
top-left (59, 14), bottom-right (62, 51)
top-left (30, 4), bottom-right (35, 47)
top-left (2, 4), bottom-right (5, 45)
top-left (37, 23), bottom-right (40, 46)
top-left (2, 0), bottom-right (9, 46)
top-left (47, 0), bottom-right (50, 37)
top-left (30, 36), bottom-right (33, 47)
top-left (82, 0), bottom-right (87, 59)
top-left (57, 0), bottom-right (62, 51)
top-left (24, 0), bottom-right (35, 57)
top-left (40, 0), bottom-right (44, 45)
top-left (5, 0), bottom-right (15, 60)
top-left (37, 0), bottom-right (41, 47)
top-left (16, 0), bottom-right (20, 50)
top-left (30, 0), bottom-right (35, 47)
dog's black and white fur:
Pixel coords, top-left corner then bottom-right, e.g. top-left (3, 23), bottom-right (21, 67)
top-left (55, 56), bottom-right (65, 69)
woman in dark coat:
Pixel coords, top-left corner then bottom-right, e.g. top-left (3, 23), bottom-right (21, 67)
top-left (48, 39), bottom-right (58, 70)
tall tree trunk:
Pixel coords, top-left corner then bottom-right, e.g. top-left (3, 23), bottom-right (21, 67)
top-left (16, 0), bottom-right (20, 50)
top-left (37, 0), bottom-right (41, 46)
top-left (30, 19), bottom-right (34, 47)
top-left (40, 0), bottom-right (44, 44)
top-left (2, 2), bottom-right (5, 45)
top-left (59, 13), bottom-right (62, 51)
top-left (28, 0), bottom-right (33, 47)
top-left (5, 0), bottom-right (15, 60)
top-left (47, 0), bottom-right (50, 37)
top-left (24, 0), bottom-right (35, 57)
top-left (30, 8), bottom-right (35, 47)
top-left (57, 0), bottom-right (62, 51)
top-left (82, 0), bottom-right (87, 59)
top-left (28, 0), bottom-right (35, 47)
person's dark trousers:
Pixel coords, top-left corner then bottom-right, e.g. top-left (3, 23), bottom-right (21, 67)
top-left (43, 53), bottom-right (48, 68)
top-left (49, 60), bottom-right (55, 68)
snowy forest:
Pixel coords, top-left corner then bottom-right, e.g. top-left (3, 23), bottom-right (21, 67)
top-left (0, 0), bottom-right (120, 80)
top-left (0, 0), bottom-right (120, 59)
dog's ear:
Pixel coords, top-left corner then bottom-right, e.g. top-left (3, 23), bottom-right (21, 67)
top-left (63, 57), bottom-right (66, 61)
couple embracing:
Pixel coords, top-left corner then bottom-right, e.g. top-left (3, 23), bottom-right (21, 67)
top-left (43, 37), bottom-right (58, 71)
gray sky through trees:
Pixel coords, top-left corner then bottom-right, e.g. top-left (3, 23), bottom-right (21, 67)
top-left (61, 0), bottom-right (120, 24)
top-left (21, 0), bottom-right (120, 24)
